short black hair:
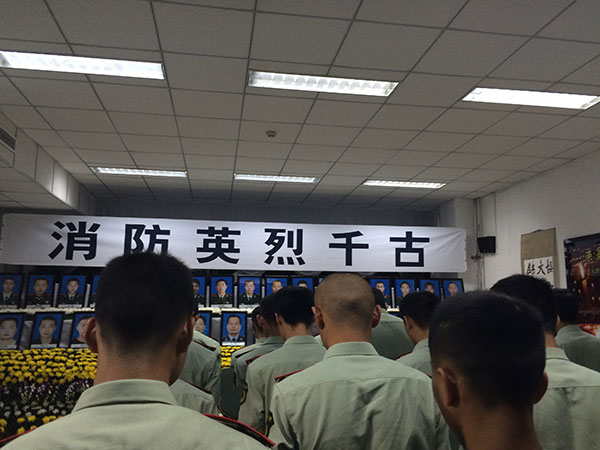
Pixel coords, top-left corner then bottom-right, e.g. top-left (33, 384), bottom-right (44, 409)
top-left (400, 281), bottom-right (410, 287)
top-left (271, 279), bottom-right (282, 285)
top-left (250, 306), bottom-right (261, 322)
top-left (273, 287), bottom-right (315, 327)
top-left (259, 294), bottom-right (277, 325)
top-left (554, 289), bottom-right (580, 324)
top-left (216, 278), bottom-right (227, 285)
top-left (372, 288), bottom-right (387, 309)
top-left (227, 314), bottom-right (241, 325)
top-left (424, 282), bottom-right (434, 289)
top-left (244, 279), bottom-right (255, 285)
top-left (39, 316), bottom-right (57, 326)
top-left (76, 315), bottom-right (92, 325)
top-left (399, 291), bottom-right (441, 328)
top-left (67, 277), bottom-right (80, 285)
top-left (430, 291), bottom-right (545, 409)
top-left (96, 252), bottom-right (193, 354)
top-left (192, 279), bottom-right (200, 286)
top-left (0, 317), bottom-right (18, 326)
top-left (491, 274), bottom-right (556, 334)
top-left (34, 277), bottom-right (48, 285)
top-left (3, 277), bottom-right (15, 283)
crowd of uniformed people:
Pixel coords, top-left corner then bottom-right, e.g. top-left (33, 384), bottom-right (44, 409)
top-left (4, 252), bottom-right (600, 449)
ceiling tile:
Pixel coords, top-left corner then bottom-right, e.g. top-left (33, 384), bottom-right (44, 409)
top-left (287, 144), bottom-right (346, 162)
top-left (178, 117), bottom-right (239, 140)
top-left (182, 138), bottom-right (238, 156)
top-left (5, 192), bottom-right (60, 203)
top-left (415, 30), bottom-right (526, 76)
top-left (541, 117), bottom-right (600, 140)
top-left (370, 165), bottom-right (426, 179)
top-left (144, 178), bottom-right (189, 190)
top-left (185, 155), bottom-right (235, 170)
top-left (335, 22), bottom-right (440, 71)
top-left (455, 135), bottom-right (528, 154)
top-left (310, 185), bottom-right (355, 197)
top-left (414, 167), bottom-right (471, 181)
top-left (43, 146), bottom-right (81, 162)
top-left (270, 182), bottom-right (315, 194)
top-left (318, 175), bottom-right (365, 187)
top-left (369, 105), bottom-right (444, 130)
top-left (110, 112), bottom-right (178, 136)
top-left (0, 0), bottom-right (65, 42)
top-left (240, 121), bottom-right (302, 143)
top-left (478, 181), bottom-right (514, 194)
top-left (387, 188), bottom-right (432, 199)
top-left (75, 149), bottom-right (135, 165)
top-left (484, 113), bottom-right (568, 137)
top-left (23, 129), bottom-right (66, 147)
top-left (306, 100), bottom-right (380, 128)
top-left (526, 158), bottom-right (571, 173)
top-left (491, 39), bottom-right (600, 81)
top-left (352, 129), bottom-right (417, 149)
top-left (188, 169), bottom-right (233, 181)
top-left (338, 147), bottom-right (397, 164)
top-left (267, 192), bottom-right (308, 204)
top-left (435, 153), bottom-right (497, 168)
top-left (387, 150), bottom-right (448, 166)
top-left (297, 125), bottom-right (361, 147)
top-left (555, 141), bottom-right (600, 159)
top-left (404, 132), bottom-right (474, 152)
top-left (507, 138), bottom-right (580, 157)
top-left (173, 90), bottom-right (242, 119)
top-left (237, 141), bottom-right (291, 159)
top-left (0, 76), bottom-right (28, 105)
top-left (38, 108), bottom-right (114, 132)
top-left (281, 160), bottom-right (333, 176)
top-left (235, 157), bottom-right (285, 174)
top-left (538, 0), bottom-right (600, 43)
top-left (154, 2), bottom-right (252, 57)
top-left (481, 155), bottom-right (545, 171)
top-left (0, 180), bottom-right (47, 193)
top-left (59, 131), bottom-right (124, 150)
top-left (458, 169), bottom-right (515, 182)
top-left (563, 56), bottom-right (600, 86)
top-left (257, 0), bottom-right (360, 18)
top-left (329, 162), bottom-right (379, 176)
top-left (499, 171), bottom-right (537, 183)
top-left (0, 168), bottom-right (29, 181)
top-left (130, 152), bottom-right (185, 169)
top-left (243, 95), bottom-right (313, 123)
top-left (387, 73), bottom-right (479, 107)
top-left (48, 0), bottom-right (159, 49)
top-left (122, 135), bottom-right (181, 154)
top-left (427, 109), bottom-right (508, 134)
top-left (0, 106), bottom-right (49, 129)
top-left (356, 0), bottom-right (466, 26)
top-left (12, 78), bottom-right (101, 109)
top-left (164, 53), bottom-right (247, 92)
top-left (251, 13), bottom-right (349, 64)
top-left (95, 84), bottom-right (173, 115)
top-left (442, 180), bottom-right (491, 191)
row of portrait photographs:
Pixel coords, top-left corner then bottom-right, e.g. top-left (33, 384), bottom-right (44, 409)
top-left (192, 310), bottom-right (248, 346)
top-left (368, 278), bottom-right (465, 304)
top-left (0, 312), bottom-right (94, 350)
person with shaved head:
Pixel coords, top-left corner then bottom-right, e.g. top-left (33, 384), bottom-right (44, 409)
top-left (267, 273), bottom-right (450, 450)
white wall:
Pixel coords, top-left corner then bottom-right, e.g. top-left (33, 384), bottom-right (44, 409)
top-left (480, 149), bottom-right (600, 288)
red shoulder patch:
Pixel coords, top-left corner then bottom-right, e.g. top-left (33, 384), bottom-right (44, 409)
top-left (274, 369), bottom-right (304, 383)
top-left (204, 414), bottom-right (274, 447)
top-left (394, 351), bottom-right (412, 361)
top-left (245, 350), bottom-right (273, 366)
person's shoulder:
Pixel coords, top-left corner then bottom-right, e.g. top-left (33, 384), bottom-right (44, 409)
top-left (547, 357), bottom-right (600, 388)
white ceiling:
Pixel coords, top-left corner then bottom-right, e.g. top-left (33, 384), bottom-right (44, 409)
top-left (1, 0), bottom-right (600, 213)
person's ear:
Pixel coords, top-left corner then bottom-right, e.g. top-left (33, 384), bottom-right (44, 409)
top-left (372, 304), bottom-right (382, 329)
top-left (256, 314), bottom-right (265, 329)
top-left (176, 316), bottom-right (195, 356)
top-left (435, 366), bottom-right (461, 408)
top-left (404, 316), bottom-right (414, 331)
top-left (275, 313), bottom-right (284, 329)
top-left (83, 317), bottom-right (99, 353)
top-left (534, 372), bottom-right (549, 404)
top-left (312, 306), bottom-right (325, 331)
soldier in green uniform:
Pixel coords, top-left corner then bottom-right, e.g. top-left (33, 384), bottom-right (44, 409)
top-left (429, 291), bottom-right (547, 450)
top-left (268, 273), bottom-right (450, 450)
top-left (4, 252), bottom-right (268, 450)
top-left (554, 289), bottom-right (600, 372)
top-left (370, 288), bottom-right (414, 359)
top-left (396, 291), bottom-right (441, 375)
top-left (179, 328), bottom-right (221, 403)
top-left (170, 379), bottom-right (219, 414)
top-left (492, 275), bottom-right (600, 450)
top-left (239, 287), bottom-right (325, 433)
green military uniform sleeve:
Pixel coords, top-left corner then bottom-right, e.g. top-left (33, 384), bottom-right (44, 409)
top-left (268, 384), bottom-right (297, 450)
top-left (170, 379), bottom-right (219, 415)
top-left (238, 363), bottom-right (267, 433)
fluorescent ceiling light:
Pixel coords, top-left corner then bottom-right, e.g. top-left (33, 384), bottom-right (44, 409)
top-left (462, 87), bottom-right (600, 110)
top-left (0, 51), bottom-right (164, 79)
top-left (93, 167), bottom-right (186, 177)
top-left (235, 173), bottom-right (318, 183)
top-left (363, 180), bottom-right (446, 189)
top-left (248, 71), bottom-right (398, 97)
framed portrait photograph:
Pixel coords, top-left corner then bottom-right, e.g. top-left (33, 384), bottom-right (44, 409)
top-left (58, 275), bottom-right (86, 308)
top-left (0, 313), bottom-right (25, 349)
top-left (26, 274), bottom-right (55, 308)
top-left (442, 279), bottom-right (464, 298)
top-left (70, 312), bottom-right (94, 348)
top-left (192, 276), bottom-right (207, 310)
top-left (419, 279), bottom-right (442, 298)
top-left (265, 277), bottom-right (288, 296)
top-left (292, 277), bottom-right (313, 291)
top-left (29, 312), bottom-right (63, 349)
top-left (221, 311), bottom-right (247, 346)
top-left (395, 279), bottom-right (417, 303)
top-left (209, 276), bottom-right (234, 307)
top-left (195, 310), bottom-right (212, 336)
top-left (89, 275), bottom-right (100, 308)
top-left (369, 278), bottom-right (391, 305)
top-left (238, 276), bottom-right (261, 307)
top-left (0, 274), bottom-right (23, 309)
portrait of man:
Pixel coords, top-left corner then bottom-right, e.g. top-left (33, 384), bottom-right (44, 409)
top-left (0, 275), bottom-right (22, 308)
top-left (419, 279), bottom-right (440, 297)
top-left (292, 278), bottom-right (313, 290)
top-left (238, 277), bottom-right (261, 306)
top-left (395, 279), bottom-right (416, 304)
top-left (89, 275), bottom-right (100, 308)
top-left (210, 277), bottom-right (233, 306)
top-left (0, 314), bottom-right (23, 349)
top-left (70, 313), bottom-right (93, 348)
top-left (221, 312), bottom-right (246, 346)
top-left (26, 275), bottom-right (54, 307)
top-left (266, 277), bottom-right (287, 295)
top-left (369, 279), bottom-right (391, 301)
top-left (442, 279), bottom-right (464, 298)
top-left (194, 311), bottom-right (211, 336)
top-left (30, 313), bottom-right (63, 348)
top-left (191, 277), bottom-right (206, 309)
top-left (58, 276), bottom-right (85, 307)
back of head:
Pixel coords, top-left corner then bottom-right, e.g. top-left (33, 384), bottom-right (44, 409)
top-left (372, 288), bottom-right (387, 309)
top-left (315, 274), bottom-right (374, 329)
top-left (273, 286), bottom-right (315, 327)
top-left (491, 274), bottom-right (556, 333)
top-left (399, 291), bottom-right (440, 329)
top-left (96, 252), bottom-right (193, 354)
top-left (430, 291), bottom-right (545, 409)
top-left (554, 289), bottom-right (580, 324)
top-left (259, 294), bottom-right (277, 325)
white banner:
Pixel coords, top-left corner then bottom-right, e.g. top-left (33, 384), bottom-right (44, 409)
top-left (0, 214), bottom-right (466, 272)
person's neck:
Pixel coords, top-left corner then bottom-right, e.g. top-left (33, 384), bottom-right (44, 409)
top-left (556, 321), bottom-right (575, 332)
top-left (40, 335), bottom-right (52, 344)
top-left (545, 332), bottom-right (559, 348)
top-left (322, 328), bottom-right (371, 348)
top-left (94, 348), bottom-right (175, 386)
top-left (0, 338), bottom-right (13, 345)
top-left (263, 323), bottom-right (281, 338)
top-left (409, 328), bottom-right (429, 345)
top-left (280, 323), bottom-right (312, 341)
top-left (462, 406), bottom-right (542, 450)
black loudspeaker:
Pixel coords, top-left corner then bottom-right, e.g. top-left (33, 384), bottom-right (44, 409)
top-left (477, 236), bottom-right (496, 254)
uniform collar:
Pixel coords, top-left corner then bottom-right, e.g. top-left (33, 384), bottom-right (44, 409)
top-left (556, 324), bottom-right (585, 337)
top-left (413, 338), bottom-right (429, 352)
top-left (264, 336), bottom-right (284, 345)
top-left (255, 337), bottom-right (267, 344)
top-left (73, 379), bottom-right (176, 413)
top-left (324, 341), bottom-right (378, 359)
top-left (283, 335), bottom-right (318, 346)
top-left (546, 347), bottom-right (569, 361)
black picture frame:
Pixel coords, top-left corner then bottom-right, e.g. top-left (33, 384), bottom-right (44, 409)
top-left (195, 309), bottom-right (213, 337)
top-left (29, 312), bottom-right (64, 349)
top-left (70, 312), bottom-right (94, 348)
top-left (57, 275), bottom-right (87, 308)
top-left (0, 313), bottom-right (25, 349)
top-left (0, 274), bottom-right (23, 309)
top-left (221, 311), bottom-right (247, 346)
top-left (209, 276), bottom-right (234, 307)
top-left (25, 274), bottom-right (55, 308)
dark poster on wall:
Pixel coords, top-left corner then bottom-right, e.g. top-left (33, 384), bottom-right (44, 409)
top-left (564, 233), bottom-right (600, 335)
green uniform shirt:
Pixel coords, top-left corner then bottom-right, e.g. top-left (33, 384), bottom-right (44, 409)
top-left (371, 310), bottom-right (414, 359)
top-left (556, 325), bottom-right (600, 372)
top-left (170, 379), bottom-right (219, 414)
top-left (180, 331), bottom-right (221, 398)
top-left (4, 379), bottom-right (267, 449)
top-left (268, 341), bottom-right (450, 450)
top-left (233, 336), bottom-right (284, 387)
top-left (239, 335), bottom-right (326, 433)
top-left (397, 338), bottom-right (432, 375)
top-left (534, 347), bottom-right (600, 450)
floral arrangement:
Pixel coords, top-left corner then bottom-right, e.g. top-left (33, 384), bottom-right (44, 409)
top-left (0, 349), bottom-right (96, 440)
top-left (220, 346), bottom-right (243, 369)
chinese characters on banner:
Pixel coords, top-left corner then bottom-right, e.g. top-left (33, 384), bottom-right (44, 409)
top-left (523, 257), bottom-right (555, 286)
top-left (0, 214), bottom-right (467, 273)
top-left (520, 228), bottom-right (557, 287)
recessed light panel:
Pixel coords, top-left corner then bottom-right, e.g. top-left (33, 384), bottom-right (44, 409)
top-left (462, 87), bottom-right (600, 110)
top-left (93, 167), bottom-right (186, 177)
top-left (363, 180), bottom-right (446, 189)
top-left (235, 173), bottom-right (318, 183)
